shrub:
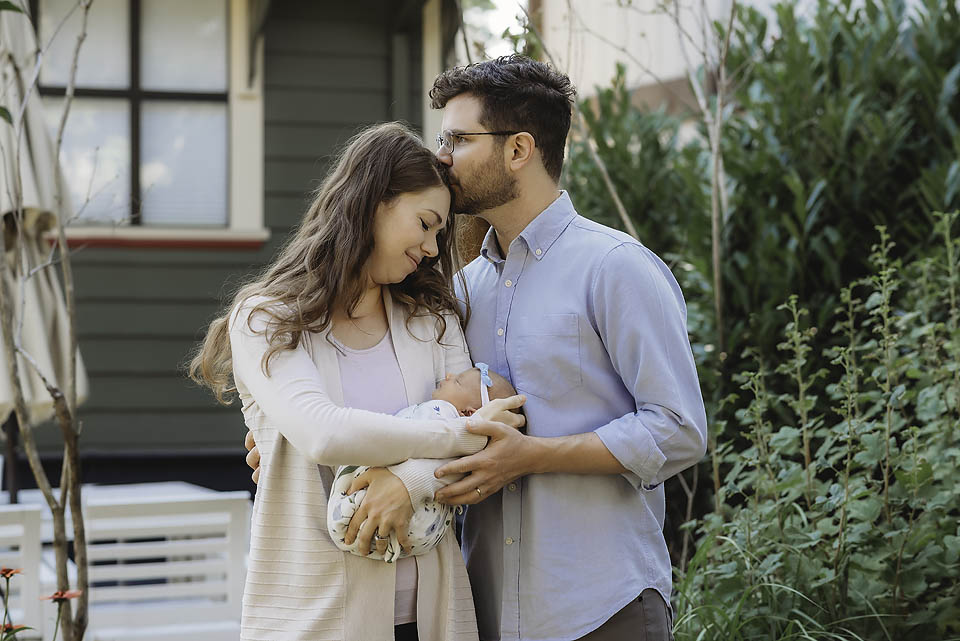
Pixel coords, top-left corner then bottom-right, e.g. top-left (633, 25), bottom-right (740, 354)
top-left (720, 0), bottom-right (960, 371)
top-left (673, 215), bottom-right (960, 640)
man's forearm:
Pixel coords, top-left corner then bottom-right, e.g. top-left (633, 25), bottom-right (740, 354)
top-left (526, 432), bottom-right (628, 476)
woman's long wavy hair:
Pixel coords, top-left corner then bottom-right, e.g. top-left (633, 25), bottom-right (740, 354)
top-left (189, 122), bottom-right (463, 404)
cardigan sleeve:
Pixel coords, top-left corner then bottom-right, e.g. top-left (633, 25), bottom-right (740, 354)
top-left (229, 299), bottom-right (487, 467)
top-left (389, 311), bottom-right (472, 507)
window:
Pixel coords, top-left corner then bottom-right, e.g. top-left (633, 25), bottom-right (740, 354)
top-left (34, 0), bottom-right (266, 243)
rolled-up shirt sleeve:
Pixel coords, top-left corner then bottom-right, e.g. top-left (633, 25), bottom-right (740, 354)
top-left (590, 244), bottom-right (708, 489)
top-left (229, 299), bottom-right (487, 467)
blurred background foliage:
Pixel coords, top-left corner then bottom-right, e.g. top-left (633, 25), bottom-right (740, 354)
top-left (561, 0), bottom-right (960, 637)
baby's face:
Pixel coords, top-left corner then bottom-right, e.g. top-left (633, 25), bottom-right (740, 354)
top-left (432, 368), bottom-right (483, 414)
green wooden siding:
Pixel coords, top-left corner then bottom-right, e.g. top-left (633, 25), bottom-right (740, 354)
top-left (34, 0), bottom-right (426, 454)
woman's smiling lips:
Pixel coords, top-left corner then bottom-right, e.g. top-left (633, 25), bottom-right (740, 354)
top-left (406, 253), bottom-right (420, 270)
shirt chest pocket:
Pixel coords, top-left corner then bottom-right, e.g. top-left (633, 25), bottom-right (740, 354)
top-left (510, 313), bottom-right (582, 401)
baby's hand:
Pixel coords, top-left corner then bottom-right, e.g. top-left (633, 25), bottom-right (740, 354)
top-left (473, 395), bottom-right (526, 430)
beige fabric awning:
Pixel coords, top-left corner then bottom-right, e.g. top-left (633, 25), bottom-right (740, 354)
top-left (0, 4), bottom-right (88, 426)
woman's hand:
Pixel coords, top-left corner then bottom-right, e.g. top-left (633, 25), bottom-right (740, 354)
top-left (473, 394), bottom-right (526, 430)
top-left (244, 430), bottom-right (260, 484)
top-left (343, 467), bottom-right (414, 557)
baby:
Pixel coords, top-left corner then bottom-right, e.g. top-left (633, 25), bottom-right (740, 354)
top-left (405, 362), bottom-right (518, 420)
top-left (328, 363), bottom-right (518, 562)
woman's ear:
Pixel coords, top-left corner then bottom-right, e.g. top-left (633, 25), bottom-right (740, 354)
top-left (462, 407), bottom-right (477, 417)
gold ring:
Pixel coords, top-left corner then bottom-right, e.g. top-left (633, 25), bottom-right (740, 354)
top-left (475, 487), bottom-right (483, 498)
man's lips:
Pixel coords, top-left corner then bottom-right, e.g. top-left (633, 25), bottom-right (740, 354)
top-left (407, 254), bottom-right (420, 269)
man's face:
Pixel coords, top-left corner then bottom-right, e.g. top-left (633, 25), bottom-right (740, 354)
top-left (436, 94), bottom-right (518, 216)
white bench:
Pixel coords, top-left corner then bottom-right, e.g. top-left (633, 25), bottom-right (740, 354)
top-left (78, 492), bottom-right (251, 641)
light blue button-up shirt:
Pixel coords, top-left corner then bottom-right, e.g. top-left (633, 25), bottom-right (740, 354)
top-left (456, 192), bottom-right (708, 641)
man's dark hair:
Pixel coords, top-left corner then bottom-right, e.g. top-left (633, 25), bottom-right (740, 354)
top-left (430, 54), bottom-right (576, 182)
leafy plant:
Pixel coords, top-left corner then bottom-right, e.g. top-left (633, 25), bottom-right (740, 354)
top-left (673, 218), bottom-right (960, 640)
top-left (720, 0), bottom-right (960, 370)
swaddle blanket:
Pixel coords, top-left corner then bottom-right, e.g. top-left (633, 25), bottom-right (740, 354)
top-left (327, 400), bottom-right (459, 563)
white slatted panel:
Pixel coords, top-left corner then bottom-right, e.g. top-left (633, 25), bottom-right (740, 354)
top-left (89, 558), bottom-right (227, 582)
top-left (88, 537), bottom-right (226, 561)
top-left (83, 491), bottom-right (251, 637)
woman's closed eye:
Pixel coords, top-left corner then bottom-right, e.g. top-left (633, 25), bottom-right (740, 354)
top-left (421, 218), bottom-right (429, 231)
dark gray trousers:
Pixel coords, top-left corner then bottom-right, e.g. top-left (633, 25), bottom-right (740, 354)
top-left (574, 589), bottom-right (674, 641)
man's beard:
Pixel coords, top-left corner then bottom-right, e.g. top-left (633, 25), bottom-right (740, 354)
top-left (451, 150), bottom-right (518, 216)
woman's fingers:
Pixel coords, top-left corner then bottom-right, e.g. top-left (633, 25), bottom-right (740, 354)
top-left (396, 527), bottom-right (413, 555)
top-left (355, 516), bottom-right (380, 555)
top-left (251, 467), bottom-right (260, 484)
top-left (499, 394), bottom-right (526, 411)
top-left (244, 430), bottom-right (256, 452)
top-left (476, 395), bottom-right (525, 417)
top-left (347, 472), bottom-right (371, 496)
top-left (374, 531), bottom-right (389, 556)
top-left (500, 411), bottom-right (526, 430)
top-left (245, 445), bottom-right (260, 471)
top-left (344, 503), bottom-right (367, 545)
top-left (473, 395), bottom-right (527, 429)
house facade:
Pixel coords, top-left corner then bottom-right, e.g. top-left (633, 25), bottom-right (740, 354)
top-left (18, 0), bottom-right (461, 492)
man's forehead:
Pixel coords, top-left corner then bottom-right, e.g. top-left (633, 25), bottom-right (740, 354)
top-left (441, 94), bottom-right (483, 130)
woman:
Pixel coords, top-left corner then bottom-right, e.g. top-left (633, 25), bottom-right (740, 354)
top-left (190, 122), bottom-right (523, 641)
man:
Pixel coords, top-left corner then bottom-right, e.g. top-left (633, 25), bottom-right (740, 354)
top-left (426, 55), bottom-right (707, 641)
top-left (245, 54), bottom-right (707, 641)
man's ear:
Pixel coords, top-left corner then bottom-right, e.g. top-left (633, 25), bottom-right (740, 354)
top-left (506, 132), bottom-right (537, 171)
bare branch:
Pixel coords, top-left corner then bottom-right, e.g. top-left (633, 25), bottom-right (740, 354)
top-left (49, 3), bottom-right (94, 638)
top-left (622, 0), bottom-right (709, 61)
top-left (563, 1), bottom-right (696, 111)
top-left (519, 1), bottom-right (639, 240)
top-left (456, 0), bottom-right (473, 65)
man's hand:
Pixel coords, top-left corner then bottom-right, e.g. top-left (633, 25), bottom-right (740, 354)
top-left (472, 394), bottom-right (526, 430)
top-left (343, 468), bottom-right (414, 557)
top-left (244, 430), bottom-right (260, 484)
top-left (433, 418), bottom-right (539, 505)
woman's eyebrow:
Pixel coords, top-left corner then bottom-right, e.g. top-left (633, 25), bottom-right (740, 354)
top-left (424, 209), bottom-right (445, 227)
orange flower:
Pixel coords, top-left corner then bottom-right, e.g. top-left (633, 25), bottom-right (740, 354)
top-left (0, 568), bottom-right (22, 579)
top-left (40, 589), bottom-right (82, 602)
top-left (2, 623), bottom-right (26, 631)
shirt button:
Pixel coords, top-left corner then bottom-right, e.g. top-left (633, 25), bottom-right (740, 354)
top-left (535, 248), bottom-right (542, 256)
top-left (505, 537), bottom-right (514, 545)
top-left (507, 483), bottom-right (517, 492)
top-left (497, 328), bottom-right (504, 336)
top-left (504, 280), bottom-right (512, 287)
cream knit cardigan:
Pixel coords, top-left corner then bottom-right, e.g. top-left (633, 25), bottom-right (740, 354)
top-left (230, 290), bottom-right (483, 641)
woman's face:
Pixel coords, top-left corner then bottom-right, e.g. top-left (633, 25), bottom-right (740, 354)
top-left (366, 185), bottom-right (451, 286)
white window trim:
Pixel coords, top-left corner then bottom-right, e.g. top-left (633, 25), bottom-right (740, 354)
top-left (62, 0), bottom-right (268, 245)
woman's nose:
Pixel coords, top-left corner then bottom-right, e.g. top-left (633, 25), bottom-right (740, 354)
top-left (422, 235), bottom-right (438, 258)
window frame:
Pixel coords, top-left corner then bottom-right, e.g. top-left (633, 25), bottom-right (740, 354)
top-left (33, 0), bottom-right (268, 248)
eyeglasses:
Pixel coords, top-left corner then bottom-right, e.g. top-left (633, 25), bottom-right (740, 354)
top-left (436, 129), bottom-right (520, 154)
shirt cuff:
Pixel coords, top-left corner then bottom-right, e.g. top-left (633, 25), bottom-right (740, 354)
top-left (595, 421), bottom-right (667, 489)
top-left (388, 459), bottom-right (441, 508)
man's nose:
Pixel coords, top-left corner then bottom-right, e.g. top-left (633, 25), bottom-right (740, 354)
top-left (435, 148), bottom-right (453, 165)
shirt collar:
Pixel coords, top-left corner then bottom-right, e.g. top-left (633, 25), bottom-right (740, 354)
top-left (478, 191), bottom-right (577, 264)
